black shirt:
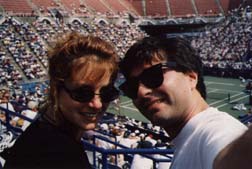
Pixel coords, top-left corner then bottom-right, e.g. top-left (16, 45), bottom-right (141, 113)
top-left (3, 116), bottom-right (91, 169)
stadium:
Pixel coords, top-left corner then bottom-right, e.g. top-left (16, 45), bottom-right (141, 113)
top-left (0, 0), bottom-right (252, 168)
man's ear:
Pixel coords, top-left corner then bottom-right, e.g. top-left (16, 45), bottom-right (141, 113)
top-left (187, 71), bottom-right (198, 89)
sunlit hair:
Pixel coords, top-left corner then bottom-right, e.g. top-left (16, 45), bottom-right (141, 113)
top-left (46, 31), bottom-right (118, 117)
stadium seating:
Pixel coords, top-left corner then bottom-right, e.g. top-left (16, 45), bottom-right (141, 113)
top-left (0, 0), bottom-right (245, 17)
top-left (30, 0), bottom-right (58, 15)
top-left (60, 0), bottom-right (82, 15)
top-left (84, 0), bottom-right (111, 14)
top-left (145, 0), bottom-right (168, 17)
top-left (129, 0), bottom-right (145, 16)
top-left (0, 0), bottom-right (33, 15)
top-left (194, 0), bottom-right (221, 16)
top-left (219, 0), bottom-right (231, 14)
top-left (169, 0), bottom-right (195, 17)
top-left (82, 134), bottom-right (173, 169)
top-left (103, 0), bottom-right (129, 14)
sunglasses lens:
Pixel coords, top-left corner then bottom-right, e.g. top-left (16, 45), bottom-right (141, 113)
top-left (141, 64), bottom-right (164, 88)
top-left (70, 85), bottom-right (94, 102)
top-left (101, 86), bottom-right (119, 102)
top-left (120, 64), bottom-right (164, 99)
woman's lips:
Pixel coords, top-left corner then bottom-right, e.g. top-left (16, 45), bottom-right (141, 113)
top-left (80, 112), bottom-right (98, 118)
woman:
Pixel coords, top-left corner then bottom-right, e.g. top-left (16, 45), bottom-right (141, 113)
top-left (3, 32), bottom-right (119, 168)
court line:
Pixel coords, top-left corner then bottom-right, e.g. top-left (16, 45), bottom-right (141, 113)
top-left (207, 87), bottom-right (242, 93)
top-left (205, 81), bottom-right (235, 86)
top-left (120, 100), bottom-right (134, 107)
top-left (121, 102), bottom-right (135, 107)
top-left (120, 105), bottom-right (139, 112)
top-left (208, 89), bottom-right (219, 93)
top-left (120, 100), bottom-right (132, 106)
top-left (216, 95), bottom-right (249, 108)
top-left (121, 92), bottom-right (244, 109)
top-left (209, 92), bottom-right (245, 106)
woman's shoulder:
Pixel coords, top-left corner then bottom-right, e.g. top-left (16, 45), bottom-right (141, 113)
top-left (16, 118), bottom-right (77, 149)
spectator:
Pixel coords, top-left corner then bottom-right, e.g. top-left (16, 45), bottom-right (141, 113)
top-left (0, 89), bottom-right (16, 124)
top-left (19, 100), bottom-right (39, 130)
top-left (0, 89), bottom-right (15, 113)
top-left (3, 32), bottom-right (119, 168)
top-left (130, 137), bottom-right (154, 169)
top-left (119, 36), bottom-right (247, 169)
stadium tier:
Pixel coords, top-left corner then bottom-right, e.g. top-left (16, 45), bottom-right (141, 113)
top-left (0, 0), bottom-right (247, 17)
top-left (0, 0), bottom-right (252, 168)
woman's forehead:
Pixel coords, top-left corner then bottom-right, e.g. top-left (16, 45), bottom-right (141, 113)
top-left (70, 68), bottom-right (111, 87)
top-left (71, 73), bottom-right (110, 86)
top-left (68, 57), bottom-right (114, 86)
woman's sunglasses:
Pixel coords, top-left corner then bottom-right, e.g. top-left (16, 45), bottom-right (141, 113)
top-left (61, 83), bottom-right (119, 103)
top-left (119, 62), bottom-right (176, 99)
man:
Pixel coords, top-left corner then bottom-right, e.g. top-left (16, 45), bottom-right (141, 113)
top-left (119, 36), bottom-right (247, 169)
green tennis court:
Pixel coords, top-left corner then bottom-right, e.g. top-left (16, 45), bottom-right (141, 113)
top-left (107, 76), bottom-right (251, 122)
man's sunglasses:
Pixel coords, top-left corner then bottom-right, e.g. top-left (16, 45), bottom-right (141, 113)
top-left (119, 62), bottom-right (176, 99)
top-left (61, 83), bottom-right (119, 103)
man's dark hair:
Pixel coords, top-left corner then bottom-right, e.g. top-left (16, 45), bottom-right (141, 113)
top-left (120, 36), bottom-right (206, 99)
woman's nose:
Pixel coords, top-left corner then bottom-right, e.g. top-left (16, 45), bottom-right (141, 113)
top-left (88, 95), bottom-right (103, 109)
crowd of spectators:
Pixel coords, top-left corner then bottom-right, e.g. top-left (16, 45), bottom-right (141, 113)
top-left (192, 7), bottom-right (252, 78)
top-left (0, 84), bottom-right (46, 130)
top-left (0, 46), bottom-right (22, 87)
top-left (0, 14), bottom-right (145, 87)
top-left (1, 6), bottom-right (252, 89)
top-left (83, 112), bottom-right (172, 168)
top-left (0, 92), bottom-right (173, 168)
top-left (0, 18), bottom-right (47, 83)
